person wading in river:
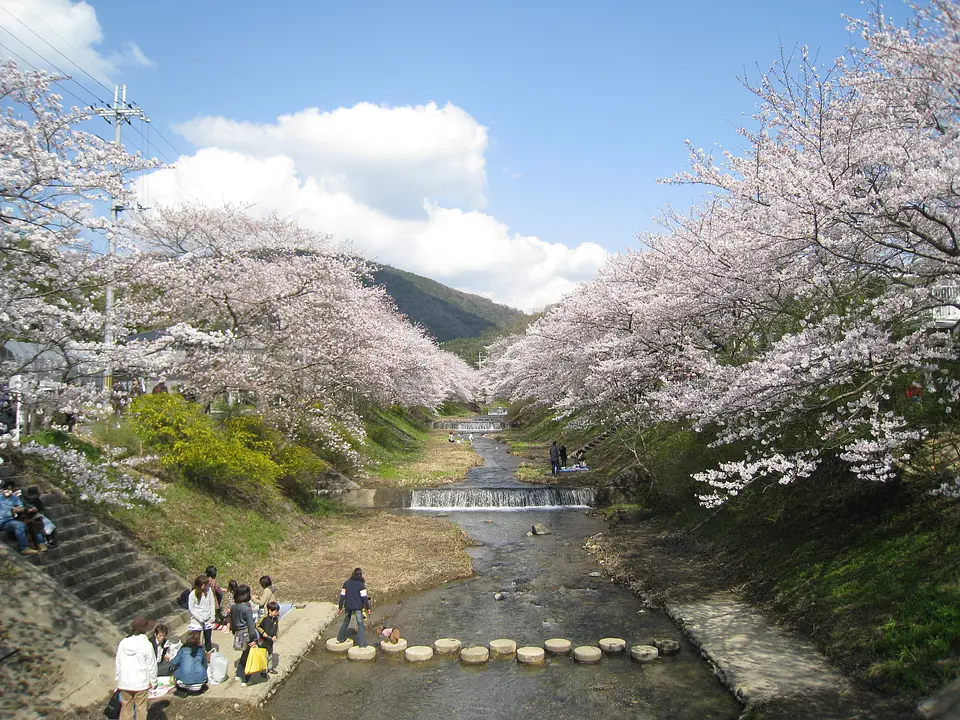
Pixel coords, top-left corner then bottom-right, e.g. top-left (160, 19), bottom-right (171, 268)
top-left (549, 441), bottom-right (561, 476)
top-left (336, 567), bottom-right (371, 647)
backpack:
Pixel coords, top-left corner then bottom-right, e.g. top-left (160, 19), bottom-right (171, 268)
top-left (177, 588), bottom-right (191, 610)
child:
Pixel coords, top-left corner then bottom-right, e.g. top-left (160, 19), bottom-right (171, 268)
top-left (151, 623), bottom-right (171, 675)
top-left (22, 487), bottom-right (57, 548)
top-left (256, 601), bottom-right (281, 675)
top-left (255, 575), bottom-right (275, 612)
top-left (218, 579), bottom-right (238, 630)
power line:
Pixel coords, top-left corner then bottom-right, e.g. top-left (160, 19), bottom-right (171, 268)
top-left (0, 7), bottom-right (109, 104)
top-left (16, 1), bottom-right (118, 96)
top-left (0, 38), bottom-right (92, 109)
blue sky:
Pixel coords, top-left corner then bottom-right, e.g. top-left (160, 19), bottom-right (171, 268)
top-left (2, 0), bottom-right (896, 309)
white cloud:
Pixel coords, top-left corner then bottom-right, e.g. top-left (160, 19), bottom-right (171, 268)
top-left (0, 0), bottom-right (153, 86)
top-left (139, 103), bottom-right (608, 312)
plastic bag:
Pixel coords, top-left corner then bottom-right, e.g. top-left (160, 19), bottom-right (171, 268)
top-left (244, 647), bottom-right (268, 675)
top-left (208, 651), bottom-right (228, 684)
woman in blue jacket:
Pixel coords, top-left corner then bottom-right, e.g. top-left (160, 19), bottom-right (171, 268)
top-left (169, 630), bottom-right (208, 693)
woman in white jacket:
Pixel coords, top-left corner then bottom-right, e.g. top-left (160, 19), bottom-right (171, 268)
top-left (115, 616), bottom-right (158, 720)
top-left (187, 574), bottom-right (216, 651)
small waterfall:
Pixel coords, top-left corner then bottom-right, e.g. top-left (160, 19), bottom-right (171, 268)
top-left (433, 421), bottom-right (505, 432)
top-left (408, 487), bottom-right (595, 511)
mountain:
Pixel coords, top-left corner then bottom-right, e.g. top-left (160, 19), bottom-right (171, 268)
top-left (369, 264), bottom-right (527, 343)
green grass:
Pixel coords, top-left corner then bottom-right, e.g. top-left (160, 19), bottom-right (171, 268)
top-left (107, 482), bottom-right (289, 577)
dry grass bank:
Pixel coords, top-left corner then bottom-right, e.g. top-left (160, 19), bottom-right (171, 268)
top-left (366, 430), bottom-right (481, 487)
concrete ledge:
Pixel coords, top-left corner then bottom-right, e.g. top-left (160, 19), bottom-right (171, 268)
top-left (380, 639), bottom-right (408, 654)
top-left (460, 646), bottom-right (490, 665)
top-left (573, 646), bottom-right (602, 664)
top-left (599, 637), bottom-right (626, 653)
top-left (434, 638), bottom-right (462, 655)
top-left (545, 638), bottom-right (572, 655)
top-left (489, 638), bottom-right (516, 658)
top-left (405, 645), bottom-right (434, 662)
top-left (630, 645), bottom-right (659, 663)
top-left (517, 647), bottom-right (545, 665)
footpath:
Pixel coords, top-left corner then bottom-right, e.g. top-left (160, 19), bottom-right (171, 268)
top-left (583, 526), bottom-right (915, 720)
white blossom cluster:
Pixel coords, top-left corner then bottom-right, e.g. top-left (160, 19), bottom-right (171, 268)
top-left (483, 1), bottom-right (960, 505)
top-left (20, 442), bottom-right (164, 508)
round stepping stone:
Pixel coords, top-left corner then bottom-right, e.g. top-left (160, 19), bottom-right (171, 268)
top-left (434, 638), bottom-right (462, 655)
top-left (325, 638), bottom-right (354, 653)
top-left (347, 645), bottom-right (376, 662)
top-left (630, 645), bottom-right (659, 663)
top-left (654, 639), bottom-right (680, 656)
top-left (404, 645), bottom-right (434, 662)
top-left (573, 646), bottom-right (602, 664)
top-left (489, 638), bottom-right (517, 658)
top-left (599, 637), bottom-right (626, 653)
top-left (460, 646), bottom-right (489, 665)
top-left (516, 646), bottom-right (545, 665)
top-left (544, 638), bottom-right (572, 655)
top-left (380, 638), bottom-right (408, 654)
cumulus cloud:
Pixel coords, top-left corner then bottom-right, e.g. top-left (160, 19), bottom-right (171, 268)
top-left (140, 103), bottom-right (608, 312)
top-left (0, 0), bottom-right (153, 84)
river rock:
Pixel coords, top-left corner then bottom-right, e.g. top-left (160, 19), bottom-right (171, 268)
top-left (526, 531), bottom-right (533, 536)
top-left (460, 646), bottom-right (489, 665)
top-left (599, 637), bottom-right (626, 653)
top-left (494, 592), bottom-right (505, 601)
top-left (516, 646), bottom-right (545, 665)
top-left (654, 639), bottom-right (680, 656)
top-left (544, 638), bottom-right (572, 655)
top-left (380, 639), bottom-right (408, 654)
top-left (489, 639), bottom-right (517, 658)
top-left (404, 646), bottom-right (434, 662)
top-left (347, 645), bottom-right (376, 662)
top-left (434, 638), bottom-right (462, 655)
top-left (531, 523), bottom-right (551, 535)
top-left (588, 571), bottom-right (603, 578)
top-left (325, 638), bottom-right (354, 653)
top-left (630, 645), bottom-right (659, 663)
top-left (573, 646), bottom-right (602, 664)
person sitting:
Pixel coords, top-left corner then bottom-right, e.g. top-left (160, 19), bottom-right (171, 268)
top-left (22, 487), bottom-right (57, 548)
top-left (168, 630), bottom-right (208, 694)
top-left (0, 480), bottom-right (47, 555)
top-left (150, 624), bottom-right (171, 675)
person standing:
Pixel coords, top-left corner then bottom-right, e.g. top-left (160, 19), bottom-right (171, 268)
top-left (187, 575), bottom-right (216, 651)
top-left (256, 601), bottom-right (281, 674)
top-left (230, 584), bottom-right (259, 686)
top-left (115, 616), bottom-right (158, 720)
top-left (549, 441), bottom-right (560, 476)
top-left (559, 444), bottom-right (568, 469)
top-left (336, 567), bottom-right (370, 647)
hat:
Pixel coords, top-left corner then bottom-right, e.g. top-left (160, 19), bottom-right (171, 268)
top-left (131, 616), bottom-right (156, 634)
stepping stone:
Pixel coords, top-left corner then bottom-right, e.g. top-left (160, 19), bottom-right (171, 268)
top-left (573, 646), bottom-right (602, 664)
top-left (325, 638), bottom-right (354, 653)
top-left (516, 646), bottom-right (545, 665)
top-left (380, 639), bottom-right (408, 654)
top-left (599, 637), bottom-right (626, 653)
top-left (404, 646), bottom-right (434, 662)
top-left (544, 638), bottom-right (572, 655)
top-left (347, 645), bottom-right (376, 662)
top-left (630, 645), bottom-right (659, 663)
top-left (654, 639), bottom-right (680, 656)
top-left (434, 638), bottom-right (462, 655)
top-left (489, 639), bottom-right (517, 658)
top-left (460, 646), bottom-right (489, 665)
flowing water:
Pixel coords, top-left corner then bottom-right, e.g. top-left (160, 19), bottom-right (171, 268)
top-left (267, 438), bottom-right (742, 720)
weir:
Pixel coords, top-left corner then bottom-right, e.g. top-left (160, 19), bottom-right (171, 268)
top-left (432, 420), bottom-right (505, 432)
top-left (409, 486), bottom-right (595, 510)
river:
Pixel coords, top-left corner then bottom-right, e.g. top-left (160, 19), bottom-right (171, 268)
top-left (266, 437), bottom-right (742, 719)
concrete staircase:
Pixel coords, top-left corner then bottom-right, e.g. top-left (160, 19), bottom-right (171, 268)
top-left (24, 491), bottom-right (187, 630)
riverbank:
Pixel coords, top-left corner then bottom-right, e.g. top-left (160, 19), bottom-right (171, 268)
top-left (365, 427), bottom-right (482, 487)
top-left (584, 518), bottom-right (915, 719)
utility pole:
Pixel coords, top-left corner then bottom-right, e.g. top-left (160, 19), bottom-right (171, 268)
top-left (477, 351), bottom-right (486, 369)
top-left (93, 85), bottom-right (148, 391)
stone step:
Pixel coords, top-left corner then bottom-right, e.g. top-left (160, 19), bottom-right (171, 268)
top-left (69, 563), bottom-right (159, 601)
top-left (37, 531), bottom-right (117, 560)
top-left (115, 596), bottom-right (185, 631)
top-left (34, 540), bottom-right (132, 576)
top-left (54, 521), bottom-right (99, 542)
top-left (103, 591), bottom-right (179, 628)
top-left (55, 550), bottom-right (142, 588)
top-left (105, 584), bottom-right (182, 626)
top-left (87, 574), bottom-right (182, 613)
top-left (46, 512), bottom-right (87, 529)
